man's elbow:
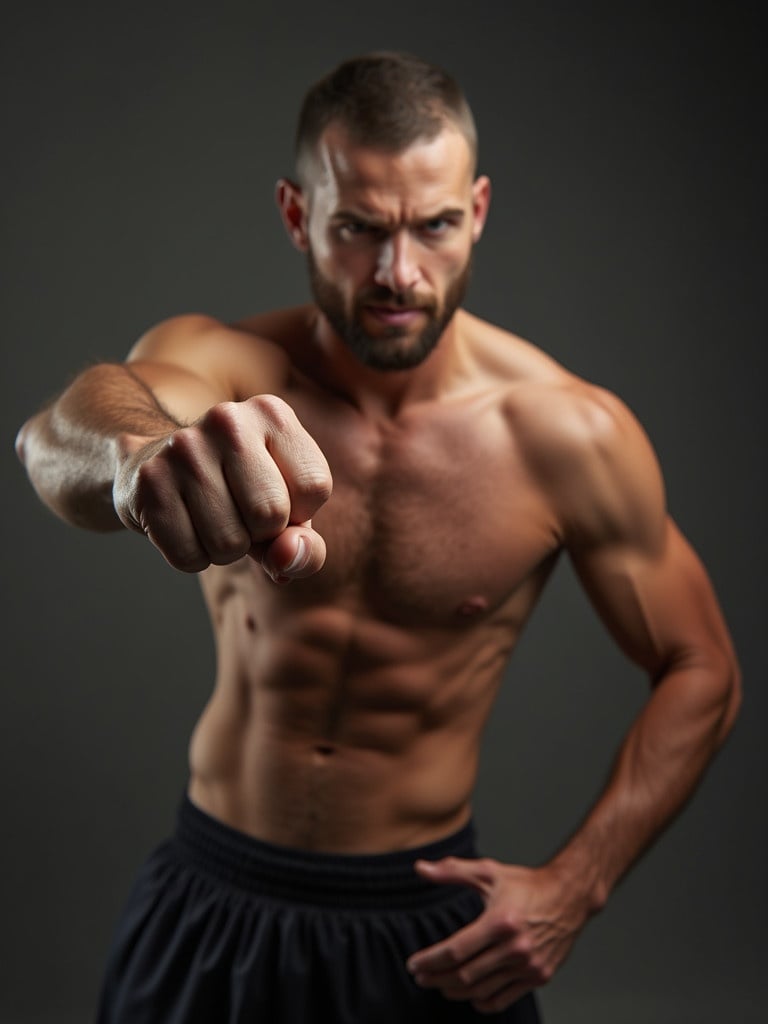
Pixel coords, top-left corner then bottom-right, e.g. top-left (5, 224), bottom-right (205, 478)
top-left (715, 652), bottom-right (742, 748)
top-left (15, 413), bottom-right (122, 532)
top-left (15, 417), bottom-right (33, 467)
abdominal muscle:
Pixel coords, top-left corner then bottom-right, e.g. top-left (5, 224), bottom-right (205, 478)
top-left (188, 715), bottom-right (481, 854)
top-left (187, 567), bottom-right (517, 853)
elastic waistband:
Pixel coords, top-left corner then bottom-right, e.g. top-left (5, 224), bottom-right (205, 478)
top-left (173, 796), bottom-right (478, 910)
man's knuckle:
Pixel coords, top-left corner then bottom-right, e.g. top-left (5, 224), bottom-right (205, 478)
top-left (165, 426), bottom-right (199, 458)
top-left (178, 557), bottom-right (210, 574)
top-left (524, 954), bottom-right (552, 985)
top-left (202, 401), bottom-right (236, 428)
top-left (251, 393), bottom-right (294, 428)
top-left (297, 467), bottom-right (333, 502)
top-left (163, 542), bottom-right (210, 573)
top-left (443, 946), bottom-right (462, 968)
top-left (455, 966), bottom-right (474, 987)
top-left (498, 939), bottom-right (517, 963)
top-left (134, 458), bottom-right (168, 499)
top-left (249, 493), bottom-right (290, 532)
top-left (496, 911), bottom-right (520, 937)
top-left (537, 963), bottom-right (555, 985)
top-left (207, 528), bottom-right (250, 564)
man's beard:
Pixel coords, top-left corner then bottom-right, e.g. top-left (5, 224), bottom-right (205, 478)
top-left (307, 250), bottom-right (472, 371)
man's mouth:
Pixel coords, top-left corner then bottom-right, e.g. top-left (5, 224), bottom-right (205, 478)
top-left (363, 305), bottom-right (427, 326)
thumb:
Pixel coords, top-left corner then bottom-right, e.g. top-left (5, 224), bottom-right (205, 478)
top-left (414, 856), bottom-right (496, 894)
top-left (255, 522), bottom-right (326, 582)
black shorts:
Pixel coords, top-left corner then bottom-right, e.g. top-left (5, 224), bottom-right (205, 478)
top-left (97, 796), bottom-right (542, 1023)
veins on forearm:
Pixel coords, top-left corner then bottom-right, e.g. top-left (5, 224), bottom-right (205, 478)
top-left (550, 660), bottom-right (736, 907)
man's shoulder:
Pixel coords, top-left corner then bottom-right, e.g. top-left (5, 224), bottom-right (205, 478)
top-left (127, 306), bottom-right (314, 397)
top-left (460, 310), bottom-right (615, 425)
top-left (131, 305), bottom-right (312, 354)
top-left (460, 312), bottom-right (663, 527)
top-left (229, 305), bottom-right (316, 346)
top-left (506, 374), bottom-right (634, 458)
top-left (460, 307), bottom-right (593, 399)
top-left (499, 371), bottom-right (663, 548)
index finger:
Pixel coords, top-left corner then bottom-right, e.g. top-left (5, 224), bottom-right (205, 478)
top-left (265, 429), bottom-right (333, 524)
top-left (255, 396), bottom-right (333, 523)
top-left (407, 916), bottom-right (497, 977)
top-left (210, 396), bottom-right (332, 533)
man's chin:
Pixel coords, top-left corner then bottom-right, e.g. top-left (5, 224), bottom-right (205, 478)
top-left (347, 328), bottom-right (443, 372)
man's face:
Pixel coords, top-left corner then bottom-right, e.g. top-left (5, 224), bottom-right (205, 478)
top-left (280, 124), bottom-right (490, 371)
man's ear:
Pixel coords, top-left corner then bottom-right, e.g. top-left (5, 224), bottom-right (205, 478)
top-left (470, 175), bottom-right (492, 243)
top-left (276, 179), bottom-right (309, 252)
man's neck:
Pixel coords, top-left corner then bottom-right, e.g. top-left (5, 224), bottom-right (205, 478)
top-left (308, 309), bottom-right (468, 418)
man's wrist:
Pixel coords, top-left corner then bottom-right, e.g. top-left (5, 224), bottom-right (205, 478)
top-left (546, 842), bottom-right (611, 917)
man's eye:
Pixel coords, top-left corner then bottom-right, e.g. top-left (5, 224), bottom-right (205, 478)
top-left (339, 221), bottom-right (371, 238)
top-left (421, 218), bottom-right (450, 236)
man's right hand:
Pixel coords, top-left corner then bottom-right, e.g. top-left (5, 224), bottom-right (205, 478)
top-left (113, 394), bottom-right (333, 578)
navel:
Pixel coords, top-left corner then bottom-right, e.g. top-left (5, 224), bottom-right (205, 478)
top-left (456, 595), bottom-right (489, 617)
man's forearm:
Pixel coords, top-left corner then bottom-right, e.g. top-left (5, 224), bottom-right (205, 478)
top-left (16, 363), bottom-right (180, 531)
top-left (548, 655), bottom-right (741, 911)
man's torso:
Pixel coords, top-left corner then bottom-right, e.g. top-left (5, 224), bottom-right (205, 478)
top-left (181, 307), bottom-right (577, 851)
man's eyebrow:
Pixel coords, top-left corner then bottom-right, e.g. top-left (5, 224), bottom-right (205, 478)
top-left (418, 208), bottom-right (465, 222)
top-left (330, 207), bottom-right (466, 224)
top-left (330, 208), bottom-right (381, 223)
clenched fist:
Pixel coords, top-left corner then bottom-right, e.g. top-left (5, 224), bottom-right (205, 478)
top-left (113, 394), bottom-right (332, 578)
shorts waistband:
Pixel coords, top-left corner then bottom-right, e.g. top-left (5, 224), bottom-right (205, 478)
top-left (173, 795), bottom-right (479, 909)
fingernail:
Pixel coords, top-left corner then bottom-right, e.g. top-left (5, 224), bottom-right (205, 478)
top-left (283, 536), bottom-right (309, 576)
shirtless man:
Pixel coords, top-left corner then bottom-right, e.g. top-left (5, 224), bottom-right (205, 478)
top-left (16, 52), bottom-right (740, 1024)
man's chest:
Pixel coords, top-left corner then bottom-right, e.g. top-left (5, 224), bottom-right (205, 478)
top-left (292, 392), bottom-right (562, 625)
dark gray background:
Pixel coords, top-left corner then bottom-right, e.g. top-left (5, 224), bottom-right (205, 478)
top-left (2, 2), bottom-right (765, 1022)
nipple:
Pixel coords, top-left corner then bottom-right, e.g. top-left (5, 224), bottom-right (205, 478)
top-left (456, 595), bottom-right (489, 617)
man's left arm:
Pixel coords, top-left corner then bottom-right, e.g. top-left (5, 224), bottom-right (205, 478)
top-left (407, 387), bottom-right (741, 1013)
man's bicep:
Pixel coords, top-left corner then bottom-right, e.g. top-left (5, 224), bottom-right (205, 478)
top-left (125, 359), bottom-right (224, 426)
top-left (546, 386), bottom-right (710, 675)
top-left (569, 519), bottom-right (735, 680)
top-left (125, 314), bottom-right (241, 424)
top-left (125, 312), bottom-right (291, 424)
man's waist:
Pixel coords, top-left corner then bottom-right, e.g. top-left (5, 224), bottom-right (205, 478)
top-left (174, 793), bottom-right (480, 909)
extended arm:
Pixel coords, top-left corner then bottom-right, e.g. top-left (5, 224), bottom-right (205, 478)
top-left (407, 386), bottom-right (740, 1012)
top-left (16, 361), bottom-right (187, 530)
top-left (16, 315), bottom-right (332, 577)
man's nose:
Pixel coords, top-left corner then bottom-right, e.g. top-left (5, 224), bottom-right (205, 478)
top-left (373, 233), bottom-right (421, 292)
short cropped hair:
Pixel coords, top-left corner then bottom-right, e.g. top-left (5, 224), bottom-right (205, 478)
top-left (295, 51), bottom-right (478, 183)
